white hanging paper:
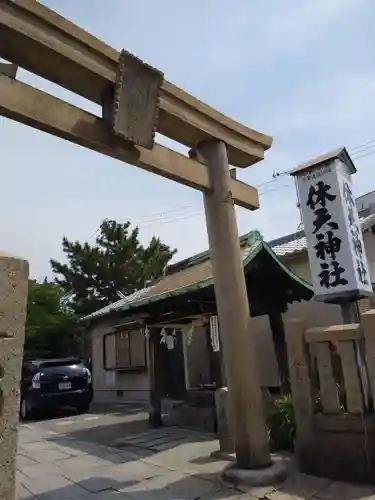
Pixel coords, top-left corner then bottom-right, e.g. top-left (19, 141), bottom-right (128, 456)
top-left (166, 335), bottom-right (174, 350)
top-left (160, 327), bottom-right (167, 344)
top-left (143, 325), bottom-right (150, 339)
top-left (184, 325), bottom-right (194, 346)
top-left (160, 327), bottom-right (175, 350)
top-left (209, 315), bottom-right (220, 352)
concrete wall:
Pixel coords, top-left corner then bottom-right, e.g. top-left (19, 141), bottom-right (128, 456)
top-left (183, 323), bottom-right (281, 389)
top-left (245, 315), bottom-right (281, 388)
top-left (91, 320), bottom-right (149, 403)
top-left (282, 230), bottom-right (375, 326)
top-left (245, 300), bottom-right (343, 390)
top-left (283, 253), bottom-right (342, 326)
top-left (363, 230), bottom-right (375, 281)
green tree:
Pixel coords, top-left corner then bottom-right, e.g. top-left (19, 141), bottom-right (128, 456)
top-left (50, 219), bottom-right (177, 316)
top-left (25, 279), bottom-right (78, 360)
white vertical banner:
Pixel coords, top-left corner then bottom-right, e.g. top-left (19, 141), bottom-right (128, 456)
top-left (210, 315), bottom-right (220, 352)
top-left (143, 325), bottom-right (150, 339)
top-left (293, 152), bottom-right (372, 302)
top-left (183, 325), bottom-right (194, 346)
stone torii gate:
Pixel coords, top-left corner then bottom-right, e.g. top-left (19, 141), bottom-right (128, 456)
top-left (0, 0), bottom-right (286, 492)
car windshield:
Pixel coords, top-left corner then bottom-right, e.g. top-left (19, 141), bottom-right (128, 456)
top-left (37, 358), bottom-right (81, 369)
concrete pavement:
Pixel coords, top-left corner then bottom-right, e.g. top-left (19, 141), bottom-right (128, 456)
top-left (16, 405), bottom-right (375, 499)
top-left (19, 402), bottom-right (150, 448)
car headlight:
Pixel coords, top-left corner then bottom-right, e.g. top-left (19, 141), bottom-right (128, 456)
top-left (32, 372), bottom-right (41, 389)
top-left (84, 368), bottom-right (92, 384)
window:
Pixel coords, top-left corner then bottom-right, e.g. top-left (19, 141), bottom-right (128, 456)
top-left (103, 329), bottom-right (146, 371)
top-left (104, 333), bottom-right (117, 370)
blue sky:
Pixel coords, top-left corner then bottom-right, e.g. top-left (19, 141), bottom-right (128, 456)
top-left (1, 0), bottom-right (375, 280)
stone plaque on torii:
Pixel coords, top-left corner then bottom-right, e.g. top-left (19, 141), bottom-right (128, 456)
top-left (0, 0), bottom-right (287, 490)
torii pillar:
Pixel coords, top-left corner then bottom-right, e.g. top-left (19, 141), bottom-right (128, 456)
top-left (191, 140), bottom-right (287, 484)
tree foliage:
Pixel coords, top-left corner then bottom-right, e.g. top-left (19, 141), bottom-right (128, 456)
top-left (25, 279), bottom-right (78, 360)
top-left (50, 219), bottom-right (177, 316)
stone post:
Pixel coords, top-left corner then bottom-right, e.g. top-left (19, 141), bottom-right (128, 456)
top-left (285, 319), bottom-right (314, 455)
top-left (212, 387), bottom-right (235, 459)
top-left (147, 329), bottom-right (164, 428)
top-left (0, 253), bottom-right (29, 500)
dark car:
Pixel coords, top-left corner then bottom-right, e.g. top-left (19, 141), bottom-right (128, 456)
top-left (20, 357), bottom-right (93, 420)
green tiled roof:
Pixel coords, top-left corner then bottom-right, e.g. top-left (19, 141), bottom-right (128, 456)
top-left (84, 230), bottom-right (313, 321)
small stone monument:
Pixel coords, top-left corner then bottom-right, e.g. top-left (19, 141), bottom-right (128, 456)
top-left (212, 387), bottom-right (235, 459)
top-left (0, 252), bottom-right (29, 500)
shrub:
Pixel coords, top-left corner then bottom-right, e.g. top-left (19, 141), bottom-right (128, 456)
top-left (266, 393), bottom-right (296, 452)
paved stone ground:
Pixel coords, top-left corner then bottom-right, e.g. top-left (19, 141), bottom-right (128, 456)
top-left (15, 406), bottom-right (375, 499)
top-left (18, 402), bottom-right (150, 447)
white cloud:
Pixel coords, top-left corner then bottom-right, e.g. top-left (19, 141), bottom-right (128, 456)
top-left (189, 0), bottom-right (368, 75)
top-left (263, 0), bottom-right (366, 50)
top-left (276, 72), bottom-right (375, 136)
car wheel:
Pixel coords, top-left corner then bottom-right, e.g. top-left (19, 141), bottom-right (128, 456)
top-left (76, 403), bottom-right (90, 415)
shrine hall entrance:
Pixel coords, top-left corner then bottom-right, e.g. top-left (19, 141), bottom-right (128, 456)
top-left (161, 332), bottom-right (186, 401)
